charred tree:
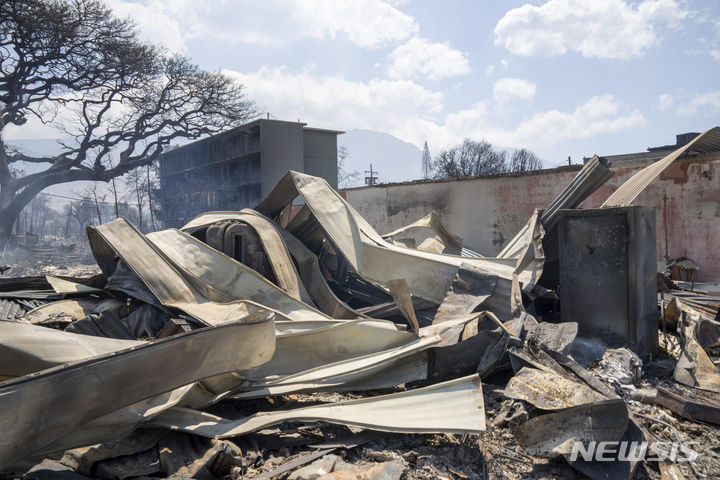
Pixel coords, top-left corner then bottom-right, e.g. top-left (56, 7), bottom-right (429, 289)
top-left (0, 0), bottom-right (256, 244)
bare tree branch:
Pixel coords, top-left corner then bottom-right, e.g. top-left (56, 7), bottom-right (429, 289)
top-left (0, 0), bottom-right (257, 241)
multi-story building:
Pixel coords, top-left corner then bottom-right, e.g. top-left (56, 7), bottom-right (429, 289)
top-left (157, 119), bottom-right (342, 227)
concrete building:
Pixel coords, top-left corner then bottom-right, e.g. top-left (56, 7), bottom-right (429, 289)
top-left (157, 119), bottom-right (342, 227)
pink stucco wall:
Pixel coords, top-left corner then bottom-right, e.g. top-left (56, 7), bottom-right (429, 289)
top-left (343, 152), bottom-right (720, 281)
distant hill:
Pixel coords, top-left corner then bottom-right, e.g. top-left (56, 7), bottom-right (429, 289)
top-left (338, 129), bottom-right (423, 187)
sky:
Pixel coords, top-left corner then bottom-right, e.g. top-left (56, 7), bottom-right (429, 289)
top-left (6, 0), bottom-right (720, 169)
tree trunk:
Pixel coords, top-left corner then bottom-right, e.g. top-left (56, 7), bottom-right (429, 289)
top-left (0, 204), bottom-right (21, 247)
top-left (92, 189), bottom-right (103, 225)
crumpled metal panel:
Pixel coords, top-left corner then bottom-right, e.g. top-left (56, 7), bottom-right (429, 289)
top-left (184, 172), bottom-right (543, 320)
top-left (148, 374), bottom-right (486, 437)
top-left (0, 313), bottom-right (275, 468)
top-left (87, 219), bottom-right (272, 326)
top-left (504, 367), bottom-right (607, 410)
top-left (603, 126), bottom-right (720, 207)
top-left (25, 299), bottom-right (101, 325)
top-left (0, 322), bottom-right (140, 377)
top-left (0, 298), bottom-right (26, 321)
top-left (381, 212), bottom-right (463, 254)
top-left (147, 228), bottom-right (327, 322)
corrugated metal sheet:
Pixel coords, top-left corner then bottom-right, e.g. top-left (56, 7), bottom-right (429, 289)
top-left (603, 126), bottom-right (720, 207)
top-left (0, 298), bottom-right (46, 321)
top-left (0, 299), bottom-right (25, 321)
top-left (541, 155), bottom-right (614, 231)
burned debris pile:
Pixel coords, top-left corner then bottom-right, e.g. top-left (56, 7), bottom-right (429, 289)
top-left (1, 128), bottom-right (720, 480)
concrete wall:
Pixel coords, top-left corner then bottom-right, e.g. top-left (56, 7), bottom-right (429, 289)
top-left (303, 129), bottom-right (339, 189)
top-left (260, 120), bottom-right (305, 198)
top-left (343, 152), bottom-right (720, 281)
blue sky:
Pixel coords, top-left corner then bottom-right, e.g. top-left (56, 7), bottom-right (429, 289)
top-left (7, 0), bottom-right (720, 168)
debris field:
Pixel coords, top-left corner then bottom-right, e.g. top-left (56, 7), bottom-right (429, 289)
top-left (1, 128), bottom-right (720, 480)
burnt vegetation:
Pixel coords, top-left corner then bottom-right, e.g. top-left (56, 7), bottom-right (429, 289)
top-left (433, 138), bottom-right (543, 178)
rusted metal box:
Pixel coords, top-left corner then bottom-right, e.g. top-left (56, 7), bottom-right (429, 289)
top-left (558, 206), bottom-right (658, 358)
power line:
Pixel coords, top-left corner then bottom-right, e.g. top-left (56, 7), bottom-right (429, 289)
top-left (40, 190), bottom-right (134, 205)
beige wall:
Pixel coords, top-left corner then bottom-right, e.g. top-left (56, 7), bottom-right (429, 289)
top-left (343, 153), bottom-right (720, 281)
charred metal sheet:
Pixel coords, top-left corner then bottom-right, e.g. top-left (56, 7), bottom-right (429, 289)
top-left (147, 228), bottom-right (328, 321)
top-left (201, 319), bottom-right (458, 400)
top-left (381, 212), bottom-right (463, 254)
top-left (514, 399), bottom-right (628, 456)
top-left (0, 289), bottom-right (59, 299)
top-left (46, 275), bottom-right (103, 294)
top-left (603, 126), bottom-right (720, 207)
top-left (0, 321), bottom-right (139, 377)
top-left (187, 210), bottom-right (360, 319)
top-left (675, 317), bottom-right (720, 392)
top-left (0, 312), bottom-right (275, 467)
top-left (355, 295), bottom-right (435, 319)
top-left (233, 334), bottom-right (437, 399)
top-left (507, 346), bottom-right (571, 378)
top-left (504, 367), bottom-right (606, 410)
top-left (148, 374), bottom-right (486, 436)
top-left (0, 298), bottom-right (26, 321)
top-left (215, 171), bottom-right (544, 317)
top-left (64, 310), bottom-right (136, 339)
top-left (429, 326), bottom-right (505, 382)
top-left (569, 418), bottom-right (645, 480)
top-left (432, 264), bottom-right (497, 324)
top-left (236, 319), bottom-right (419, 383)
top-left (25, 299), bottom-right (102, 325)
top-left (544, 349), bottom-right (620, 399)
top-left (35, 385), bottom-right (196, 458)
top-left (88, 219), bottom-right (273, 326)
top-left (655, 386), bottom-right (720, 425)
top-left (220, 213), bottom-right (314, 305)
top-left (525, 322), bottom-right (577, 354)
top-left (387, 279), bottom-right (420, 333)
top-left (0, 275), bottom-right (54, 292)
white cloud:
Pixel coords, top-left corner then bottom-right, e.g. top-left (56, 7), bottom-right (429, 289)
top-left (224, 66), bottom-right (444, 138)
top-left (4, 115), bottom-right (60, 141)
top-left (493, 77), bottom-right (537, 103)
top-left (658, 93), bottom-right (674, 111)
top-left (676, 91), bottom-right (720, 116)
top-left (297, 0), bottom-right (418, 48)
top-left (105, 0), bottom-right (187, 52)
top-left (105, 0), bottom-right (418, 52)
top-left (494, 0), bottom-right (687, 59)
top-left (484, 65), bottom-right (495, 76)
top-left (423, 95), bottom-right (645, 151)
top-left (501, 59), bottom-right (509, 69)
top-left (227, 66), bottom-right (645, 152)
top-left (497, 95), bottom-right (647, 147)
top-left (387, 37), bottom-right (470, 80)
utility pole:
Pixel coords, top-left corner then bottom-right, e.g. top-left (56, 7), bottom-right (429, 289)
top-left (147, 164), bottom-right (156, 231)
top-left (364, 164), bottom-right (379, 186)
top-left (111, 177), bottom-right (119, 219)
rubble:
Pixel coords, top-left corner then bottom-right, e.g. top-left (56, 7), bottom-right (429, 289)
top-left (1, 129), bottom-right (720, 479)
